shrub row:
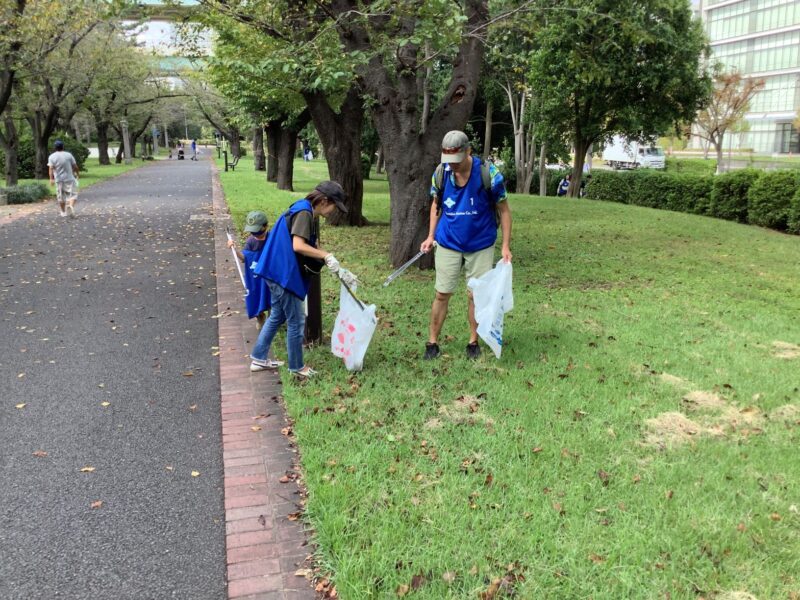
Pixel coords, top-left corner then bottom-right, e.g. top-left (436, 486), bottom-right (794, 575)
top-left (2, 183), bottom-right (51, 205)
top-left (584, 169), bottom-right (800, 235)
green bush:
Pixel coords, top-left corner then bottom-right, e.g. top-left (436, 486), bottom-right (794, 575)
top-left (708, 169), bottom-right (761, 223)
top-left (788, 188), bottom-right (800, 234)
top-left (361, 153), bottom-right (371, 180)
top-left (585, 170), bottom-right (634, 204)
top-left (4, 183), bottom-right (50, 204)
top-left (747, 171), bottom-right (800, 231)
top-left (585, 170), bottom-right (711, 213)
top-left (10, 135), bottom-right (90, 178)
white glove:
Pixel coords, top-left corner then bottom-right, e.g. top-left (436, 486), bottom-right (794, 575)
top-left (325, 254), bottom-right (340, 273)
top-left (338, 268), bottom-right (358, 287)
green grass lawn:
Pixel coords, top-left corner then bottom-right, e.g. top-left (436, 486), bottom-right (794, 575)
top-left (218, 158), bottom-right (800, 599)
top-left (2, 160), bottom-right (145, 190)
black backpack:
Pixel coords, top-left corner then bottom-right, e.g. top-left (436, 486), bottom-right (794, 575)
top-left (433, 158), bottom-right (499, 227)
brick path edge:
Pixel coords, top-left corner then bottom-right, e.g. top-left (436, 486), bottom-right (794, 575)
top-left (210, 162), bottom-right (319, 600)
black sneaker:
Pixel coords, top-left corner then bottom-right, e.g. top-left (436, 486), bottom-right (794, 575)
top-left (466, 342), bottom-right (481, 360)
top-left (423, 342), bottom-right (441, 360)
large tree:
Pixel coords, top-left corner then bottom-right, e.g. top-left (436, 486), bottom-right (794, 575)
top-left (330, 0), bottom-right (491, 264)
top-left (201, 4), bottom-right (367, 224)
top-left (528, 0), bottom-right (710, 196)
top-left (694, 70), bottom-right (764, 174)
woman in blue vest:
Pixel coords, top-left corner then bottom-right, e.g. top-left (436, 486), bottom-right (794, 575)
top-left (250, 181), bottom-right (354, 379)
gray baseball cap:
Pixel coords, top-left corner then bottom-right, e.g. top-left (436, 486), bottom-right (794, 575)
top-left (244, 210), bottom-right (268, 232)
top-left (314, 181), bottom-right (348, 213)
top-left (440, 130), bottom-right (469, 163)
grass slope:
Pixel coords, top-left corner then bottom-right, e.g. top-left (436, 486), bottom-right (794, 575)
top-left (218, 158), bottom-right (800, 599)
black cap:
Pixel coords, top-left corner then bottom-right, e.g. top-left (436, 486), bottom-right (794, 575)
top-left (54, 140), bottom-right (64, 150)
top-left (314, 181), bottom-right (348, 214)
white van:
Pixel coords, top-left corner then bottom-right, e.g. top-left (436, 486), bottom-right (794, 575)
top-left (602, 136), bottom-right (665, 170)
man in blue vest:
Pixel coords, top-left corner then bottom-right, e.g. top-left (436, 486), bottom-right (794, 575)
top-left (420, 130), bottom-right (512, 360)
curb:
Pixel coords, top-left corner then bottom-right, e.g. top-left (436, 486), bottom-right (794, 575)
top-left (211, 162), bottom-right (318, 600)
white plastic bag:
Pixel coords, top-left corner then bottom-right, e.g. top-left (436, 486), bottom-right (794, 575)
top-left (468, 261), bottom-right (514, 358)
top-left (331, 284), bottom-right (378, 371)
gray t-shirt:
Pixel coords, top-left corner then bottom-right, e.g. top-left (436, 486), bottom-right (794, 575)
top-left (47, 151), bottom-right (77, 183)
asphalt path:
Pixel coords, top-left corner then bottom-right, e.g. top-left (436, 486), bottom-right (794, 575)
top-left (0, 158), bottom-right (226, 599)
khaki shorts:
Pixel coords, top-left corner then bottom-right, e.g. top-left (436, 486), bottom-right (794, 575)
top-left (55, 181), bottom-right (77, 203)
top-left (434, 245), bottom-right (494, 294)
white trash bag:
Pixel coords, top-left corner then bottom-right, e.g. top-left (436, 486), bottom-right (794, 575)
top-left (331, 283), bottom-right (378, 371)
top-left (467, 261), bottom-right (514, 358)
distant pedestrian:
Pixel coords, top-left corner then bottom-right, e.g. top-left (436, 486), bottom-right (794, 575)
top-left (191, 139), bottom-right (198, 161)
top-left (48, 140), bottom-right (79, 218)
top-left (556, 173), bottom-right (571, 197)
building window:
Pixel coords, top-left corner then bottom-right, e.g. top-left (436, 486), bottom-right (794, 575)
top-left (778, 122), bottom-right (800, 153)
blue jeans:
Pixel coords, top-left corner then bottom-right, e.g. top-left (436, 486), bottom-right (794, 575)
top-left (251, 282), bottom-right (305, 371)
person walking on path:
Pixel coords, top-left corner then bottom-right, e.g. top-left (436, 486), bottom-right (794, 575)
top-left (190, 139), bottom-right (198, 161)
top-left (420, 130), bottom-right (512, 361)
top-left (250, 181), bottom-right (357, 379)
top-left (48, 140), bottom-right (79, 218)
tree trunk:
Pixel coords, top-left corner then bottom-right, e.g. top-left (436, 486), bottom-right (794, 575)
top-left (375, 145), bottom-right (384, 174)
top-left (484, 99), bottom-right (493, 156)
top-left (0, 115), bottom-right (19, 186)
top-left (569, 137), bottom-right (591, 197)
top-left (265, 120), bottom-right (279, 182)
top-left (252, 125), bottom-right (265, 171)
top-left (715, 137), bottom-right (724, 174)
top-left (96, 121), bottom-right (111, 166)
top-left (304, 87), bottom-right (366, 225)
top-left (27, 108), bottom-right (59, 180)
top-left (228, 127), bottom-right (241, 158)
top-left (276, 128), bottom-right (298, 191)
top-left (538, 143), bottom-right (547, 196)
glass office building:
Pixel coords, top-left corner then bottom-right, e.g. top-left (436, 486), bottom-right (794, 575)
top-left (696, 0), bottom-right (800, 153)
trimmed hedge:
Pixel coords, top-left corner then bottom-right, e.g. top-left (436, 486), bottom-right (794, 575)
top-left (584, 170), bottom-right (711, 214)
top-left (747, 171), bottom-right (800, 231)
top-left (585, 168), bottom-right (800, 235)
top-left (3, 183), bottom-right (51, 204)
top-left (708, 169), bottom-right (761, 223)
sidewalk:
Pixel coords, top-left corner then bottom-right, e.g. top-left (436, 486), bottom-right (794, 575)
top-left (211, 163), bottom-right (318, 600)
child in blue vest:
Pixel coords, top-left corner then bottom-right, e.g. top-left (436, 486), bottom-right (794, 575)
top-left (228, 210), bottom-right (271, 330)
top-left (250, 181), bottom-right (356, 379)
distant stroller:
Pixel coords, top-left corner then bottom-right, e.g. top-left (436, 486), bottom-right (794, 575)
top-left (177, 146), bottom-right (185, 160)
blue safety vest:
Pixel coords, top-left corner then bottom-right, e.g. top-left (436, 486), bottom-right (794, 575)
top-left (253, 200), bottom-right (316, 299)
top-left (243, 248), bottom-right (270, 318)
top-left (434, 157), bottom-right (497, 253)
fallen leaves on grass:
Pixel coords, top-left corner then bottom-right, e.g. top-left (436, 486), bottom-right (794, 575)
top-left (588, 553), bottom-right (605, 564)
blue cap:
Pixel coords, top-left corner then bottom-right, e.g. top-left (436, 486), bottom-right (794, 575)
top-left (54, 140), bottom-right (64, 150)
